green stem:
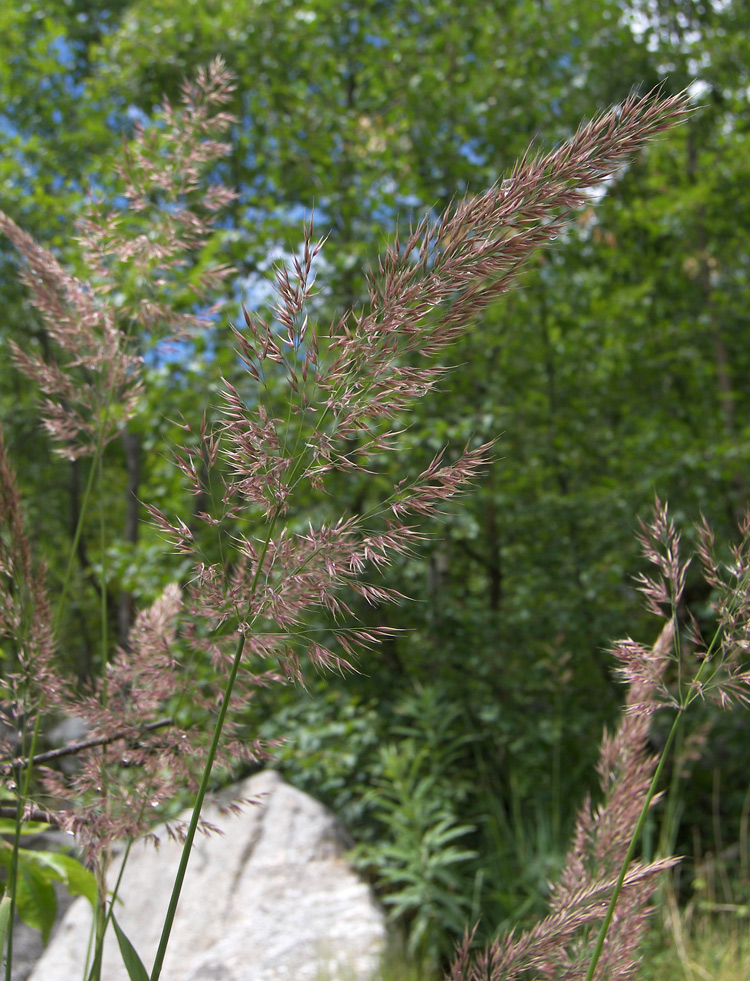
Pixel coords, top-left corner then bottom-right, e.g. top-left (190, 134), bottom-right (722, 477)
top-left (5, 710), bottom-right (43, 981)
top-left (56, 451), bottom-right (101, 632)
top-left (4, 767), bottom-right (23, 981)
top-left (86, 838), bottom-right (134, 981)
top-left (84, 455), bottom-right (113, 981)
top-left (90, 851), bottom-right (110, 981)
top-left (584, 710), bottom-right (682, 981)
top-left (585, 618), bottom-right (724, 981)
top-left (148, 486), bottom-right (284, 979)
top-left (6, 423), bottom-right (111, 979)
top-left (657, 713), bottom-right (686, 860)
top-left (149, 629), bottom-right (246, 981)
top-left (98, 453), bottom-right (109, 703)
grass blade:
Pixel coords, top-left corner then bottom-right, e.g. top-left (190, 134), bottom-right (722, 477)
top-left (112, 914), bottom-right (149, 981)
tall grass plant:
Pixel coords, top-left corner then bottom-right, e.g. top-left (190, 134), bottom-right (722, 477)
top-left (0, 63), bottom-right (721, 981)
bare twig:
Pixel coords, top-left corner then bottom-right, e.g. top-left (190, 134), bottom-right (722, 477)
top-left (1, 717), bottom-right (173, 773)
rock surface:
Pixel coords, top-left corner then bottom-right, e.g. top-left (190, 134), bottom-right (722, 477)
top-left (28, 770), bottom-right (386, 980)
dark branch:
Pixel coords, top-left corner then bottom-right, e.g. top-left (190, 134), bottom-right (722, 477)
top-left (0, 805), bottom-right (63, 826)
top-left (1, 716), bottom-right (174, 773)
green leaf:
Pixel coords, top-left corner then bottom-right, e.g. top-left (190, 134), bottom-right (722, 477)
top-left (0, 894), bottom-right (12, 957)
top-left (16, 861), bottom-right (57, 945)
top-left (0, 846), bottom-right (97, 905)
top-left (0, 818), bottom-right (50, 836)
top-left (31, 851), bottom-right (97, 906)
top-left (113, 914), bottom-right (150, 981)
top-left (0, 845), bottom-right (97, 945)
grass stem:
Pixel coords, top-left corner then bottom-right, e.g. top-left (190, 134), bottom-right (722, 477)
top-left (149, 629), bottom-right (246, 981)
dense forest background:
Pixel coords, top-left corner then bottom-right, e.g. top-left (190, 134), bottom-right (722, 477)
top-left (1, 0), bottom-right (749, 967)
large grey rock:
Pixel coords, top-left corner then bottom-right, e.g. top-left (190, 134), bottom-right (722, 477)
top-left (28, 770), bottom-right (386, 980)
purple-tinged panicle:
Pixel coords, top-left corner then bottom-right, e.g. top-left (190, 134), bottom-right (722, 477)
top-left (315, 88), bottom-right (692, 449)
top-left (1, 58), bottom-right (237, 460)
top-left (448, 625), bottom-right (678, 981)
top-left (39, 582), bottom-right (270, 858)
top-left (634, 496), bottom-right (690, 618)
top-left (633, 500), bottom-right (750, 711)
top-left (0, 428), bottom-right (65, 764)
top-left (447, 483), bottom-right (750, 981)
top-left (78, 57), bottom-right (237, 347)
top-left (695, 513), bottom-right (722, 589)
top-left (693, 511), bottom-right (750, 709)
top-left (143, 83), bottom-right (694, 755)
top-left (0, 212), bottom-right (144, 460)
